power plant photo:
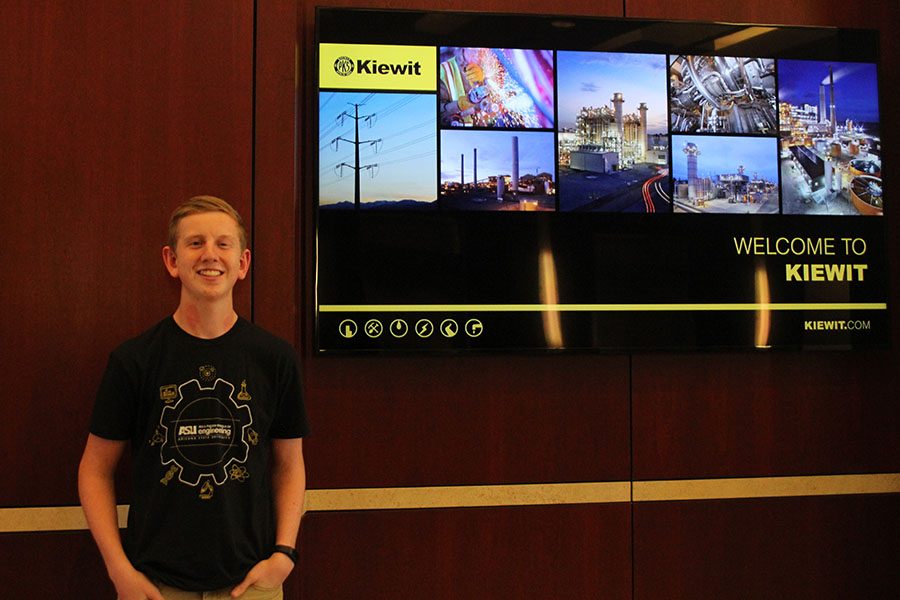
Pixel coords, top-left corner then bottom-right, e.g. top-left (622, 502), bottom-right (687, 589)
top-left (777, 59), bottom-right (882, 216)
top-left (439, 129), bottom-right (556, 211)
top-left (556, 51), bottom-right (670, 212)
top-left (672, 135), bottom-right (779, 214)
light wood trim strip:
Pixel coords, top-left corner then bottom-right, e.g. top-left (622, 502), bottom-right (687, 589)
top-left (0, 504), bottom-right (128, 533)
top-left (2, 474), bottom-right (898, 533)
top-left (303, 482), bottom-right (631, 512)
top-left (633, 473), bottom-right (900, 502)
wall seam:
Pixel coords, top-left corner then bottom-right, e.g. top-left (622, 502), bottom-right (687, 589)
top-left (250, 0), bottom-right (259, 323)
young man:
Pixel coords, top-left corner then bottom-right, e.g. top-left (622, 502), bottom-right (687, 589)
top-left (79, 196), bottom-right (309, 600)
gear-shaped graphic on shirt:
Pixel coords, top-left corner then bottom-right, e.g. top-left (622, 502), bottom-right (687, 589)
top-left (159, 378), bottom-right (253, 487)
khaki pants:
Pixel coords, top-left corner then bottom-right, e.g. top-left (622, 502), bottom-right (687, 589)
top-left (156, 582), bottom-right (283, 600)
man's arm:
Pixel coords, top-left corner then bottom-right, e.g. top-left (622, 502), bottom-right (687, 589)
top-left (78, 434), bottom-right (164, 600)
top-left (231, 438), bottom-right (306, 598)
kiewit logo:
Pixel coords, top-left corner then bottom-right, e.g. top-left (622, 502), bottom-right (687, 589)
top-left (334, 55), bottom-right (421, 77)
top-left (333, 56), bottom-right (354, 76)
top-left (319, 43), bottom-right (435, 92)
top-left (353, 58), bottom-right (422, 76)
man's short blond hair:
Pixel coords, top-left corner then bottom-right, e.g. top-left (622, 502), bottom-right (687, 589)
top-left (167, 196), bottom-right (248, 251)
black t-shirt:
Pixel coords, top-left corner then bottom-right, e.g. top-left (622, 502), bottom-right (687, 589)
top-left (90, 316), bottom-right (309, 591)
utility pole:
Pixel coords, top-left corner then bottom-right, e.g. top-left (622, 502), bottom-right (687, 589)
top-left (333, 103), bottom-right (381, 208)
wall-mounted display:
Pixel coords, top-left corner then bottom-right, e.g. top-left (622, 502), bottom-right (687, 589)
top-left (314, 8), bottom-right (888, 352)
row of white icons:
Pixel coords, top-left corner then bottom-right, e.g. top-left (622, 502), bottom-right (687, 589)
top-left (339, 318), bottom-right (483, 339)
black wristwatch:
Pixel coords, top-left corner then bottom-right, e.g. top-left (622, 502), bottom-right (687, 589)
top-left (272, 544), bottom-right (298, 564)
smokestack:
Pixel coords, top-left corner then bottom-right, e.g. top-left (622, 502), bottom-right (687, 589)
top-left (473, 148), bottom-right (478, 192)
top-left (460, 153), bottom-right (464, 187)
top-left (819, 84), bottom-right (825, 124)
top-left (612, 93), bottom-right (625, 147)
top-left (638, 102), bottom-right (648, 162)
top-left (684, 142), bottom-right (700, 202)
top-left (512, 136), bottom-right (519, 195)
top-left (829, 66), bottom-right (836, 136)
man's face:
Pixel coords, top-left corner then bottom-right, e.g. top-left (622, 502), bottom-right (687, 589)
top-left (163, 211), bottom-right (250, 303)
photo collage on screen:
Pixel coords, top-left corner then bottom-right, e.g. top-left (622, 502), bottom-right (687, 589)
top-left (318, 44), bottom-right (882, 216)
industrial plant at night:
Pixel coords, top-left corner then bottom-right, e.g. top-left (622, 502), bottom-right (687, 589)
top-left (778, 59), bottom-right (882, 216)
top-left (560, 95), bottom-right (657, 173)
top-left (556, 52), bottom-right (670, 212)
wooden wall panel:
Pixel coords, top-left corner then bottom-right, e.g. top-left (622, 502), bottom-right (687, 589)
top-left (0, 531), bottom-right (116, 598)
top-left (634, 494), bottom-right (900, 599)
top-left (625, 0), bottom-right (899, 29)
top-left (299, 503), bottom-right (631, 600)
top-left (0, 1), bottom-right (254, 507)
top-left (632, 351), bottom-right (900, 479)
top-left (254, 0), bottom-right (300, 341)
top-left (304, 355), bottom-right (629, 488)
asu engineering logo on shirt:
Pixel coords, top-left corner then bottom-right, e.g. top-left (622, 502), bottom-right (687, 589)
top-left (159, 378), bottom-right (253, 489)
top-left (319, 43), bottom-right (436, 91)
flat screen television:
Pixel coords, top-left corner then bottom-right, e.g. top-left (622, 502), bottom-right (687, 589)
top-left (313, 7), bottom-right (888, 353)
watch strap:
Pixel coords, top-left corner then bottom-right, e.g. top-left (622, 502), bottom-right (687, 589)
top-left (272, 544), bottom-right (298, 564)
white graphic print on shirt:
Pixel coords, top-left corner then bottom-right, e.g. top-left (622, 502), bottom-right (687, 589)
top-left (158, 378), bottom-right (253, 488)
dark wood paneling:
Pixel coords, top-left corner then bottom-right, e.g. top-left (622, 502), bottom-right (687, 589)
top-left (299, 503), bottom-right (631, 600)
top-left (0, 531), bottom-right (116, 598)
top-left (253, 0), bottom-right (299, 342)
top-left (304, 354), bottom-right (630, 488)
top-left (626, 0), bottom-right (898, 29)
top-left (301, 0), bottom-right (625, 27)
top-left (634, 494), bottom-right (900, 600)
top-left (0, 527), bottom-right (304, 600)
top-left (632, 351), bottom-right (900, 479)
top-left (0, 2), bottom-right (254, 506)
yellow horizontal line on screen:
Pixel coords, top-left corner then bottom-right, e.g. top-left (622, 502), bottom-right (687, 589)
top-left (320, 303), bottom-right (887, 313)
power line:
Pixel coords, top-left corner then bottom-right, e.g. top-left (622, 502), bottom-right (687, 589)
top-left (330, 102), bottom-right (382, 208)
